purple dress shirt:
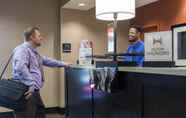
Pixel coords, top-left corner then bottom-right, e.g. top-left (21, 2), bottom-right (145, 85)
top-left (12, 42), bottom-right (65, 92)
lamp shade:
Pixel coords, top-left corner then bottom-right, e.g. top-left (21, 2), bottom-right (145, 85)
top-left (96, 0), bottom-right (135, 21)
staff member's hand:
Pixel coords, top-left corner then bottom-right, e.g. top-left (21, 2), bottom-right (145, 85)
top-left (63, 62), bottom-right (72, 68)
top-left (24, 89), bottom-right (33, 100)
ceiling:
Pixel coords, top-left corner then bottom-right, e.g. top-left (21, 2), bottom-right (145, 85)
top-left (62, 0), bottom-right (159, 11)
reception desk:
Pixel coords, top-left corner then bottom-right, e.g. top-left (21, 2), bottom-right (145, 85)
top-left (65, 65), bottom-right (186, 118)
top-left (119, 67), bottom-right (186, 76)
top-left (118, 67), bottom-right (186, 118)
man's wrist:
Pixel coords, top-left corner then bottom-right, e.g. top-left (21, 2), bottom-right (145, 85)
top-left (29, 86), bottom-right (35, 93)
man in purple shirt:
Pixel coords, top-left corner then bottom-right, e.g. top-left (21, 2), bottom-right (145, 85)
top-left (12, 27), bottom-right (70, 118)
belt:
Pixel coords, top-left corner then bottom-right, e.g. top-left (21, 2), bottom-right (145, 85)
top-left (34, 89), bottom-right (40, 92)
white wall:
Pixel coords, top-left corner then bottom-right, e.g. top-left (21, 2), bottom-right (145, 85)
top-left (0, 0), bottom-right (61, 108)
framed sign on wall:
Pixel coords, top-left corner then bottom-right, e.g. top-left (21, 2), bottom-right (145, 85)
top-left (62, 43), bottom-right (71, 53)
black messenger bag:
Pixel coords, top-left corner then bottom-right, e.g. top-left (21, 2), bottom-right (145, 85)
top-left (0, 54), bottom-right (28, 111)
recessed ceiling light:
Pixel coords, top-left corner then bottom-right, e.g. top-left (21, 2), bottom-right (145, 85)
top-left (78, 3), bottom-right (85, 7)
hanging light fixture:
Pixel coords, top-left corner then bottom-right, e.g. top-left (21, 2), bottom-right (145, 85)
top-left (96, 0), bottom-right (135, 61)
top-left (96, 0), bottom-right (135, 21)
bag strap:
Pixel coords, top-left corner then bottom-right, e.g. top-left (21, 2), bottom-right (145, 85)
top-left (0, 53), bottom-right (13, 80)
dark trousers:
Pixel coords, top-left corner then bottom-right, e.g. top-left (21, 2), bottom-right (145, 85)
top-left (15, 91), bottom-right (45, 118)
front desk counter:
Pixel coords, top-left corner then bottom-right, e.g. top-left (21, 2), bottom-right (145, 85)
top-left (65, 65), bottom-right (186, 118)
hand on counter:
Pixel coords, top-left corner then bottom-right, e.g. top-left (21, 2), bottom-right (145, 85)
top-left (24, 88), bottom-right (33, 100)
top-left (63, 62), bottom-right (73, 68)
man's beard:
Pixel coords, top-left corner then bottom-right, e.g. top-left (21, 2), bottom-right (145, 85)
top-left (129, 37), bottom-right (138, 43)
top-left (129, 39), bottom-right (136, 43)
top-left (36, 43), bottom-right (41, 47)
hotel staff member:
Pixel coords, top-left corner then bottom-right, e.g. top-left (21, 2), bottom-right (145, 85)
top-left (12, 27), bottom-right (70, 118)
top-left (124, 26), bottom-right (144, 66)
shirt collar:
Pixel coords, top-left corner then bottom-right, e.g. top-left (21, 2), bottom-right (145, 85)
top-left (132, 40), bottom-right (142, 46)
top-left (24, 41), bottom-right (38, 54)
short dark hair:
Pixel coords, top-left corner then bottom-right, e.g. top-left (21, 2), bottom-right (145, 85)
top-left (130, 25), bottom-right (143, 33)
top-left (24, 27), bottom-right (40, 41)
